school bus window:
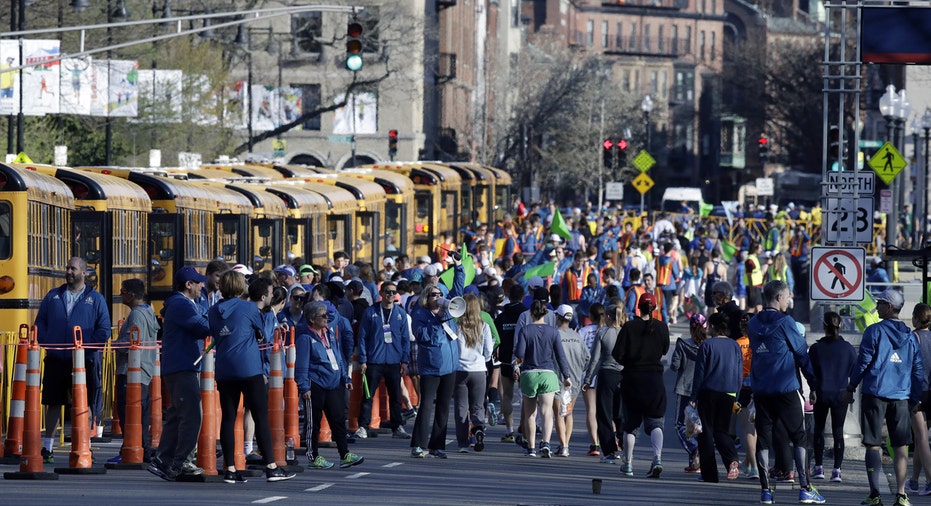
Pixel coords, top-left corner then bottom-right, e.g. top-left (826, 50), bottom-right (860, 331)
top-left (0, 201), bottom-right (10, 259)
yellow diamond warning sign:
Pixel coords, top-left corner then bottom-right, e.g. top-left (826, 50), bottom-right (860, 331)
top-left (632, 150), bottom-right (656, 173)
top-left (632, 172), bottom-right (655, 194)
top-left (868, 141), bottom-right (907, 185)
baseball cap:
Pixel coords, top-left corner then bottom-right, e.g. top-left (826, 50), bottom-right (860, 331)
top-left (231, 264), bottom-right (253, 276)
top-left (410, 271), bottom-right (423, 283)
top-left (175, 266), bottom-right (207, 284)
top-left (638, 292), bottom-right (657, 310)
top-left (528, 276), bottom-right (545, 290)
top-left (329, 274), bottom-right (344, 283)
top-left (532, 286), bottom-right (550, 301)
top-left (383, 257), bottom-right (395, 267)
top-left (555, 304), bottom-right (574, 320)
top-left (549, 234), bottom-right (563, 243)
top-left (423, 265), bottom-right (439, 277)
top-left (298, 264), bottom-right (317, 276)
top-left (274, 264), bottom-right (297, 277)
top-left (345, 280), bottom-right (364, 293)
top-left (689, 313), bottom-right (707, 329)
top-left (417, 255), bottom-right (432, 265)
top-left (483, 266), bottom-right (496, 277)
top-left (875, 289), bottom-right (904, 310)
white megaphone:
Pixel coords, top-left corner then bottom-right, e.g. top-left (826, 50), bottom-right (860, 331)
top-left (438, 296), bottom-right (467, 318)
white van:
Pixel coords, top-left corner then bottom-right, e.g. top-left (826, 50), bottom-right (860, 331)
top-left (660, 187), bottom-right (703, 214)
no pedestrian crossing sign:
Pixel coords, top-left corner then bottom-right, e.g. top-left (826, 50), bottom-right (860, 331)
top-left (810, 247), bottom-right (865, 301)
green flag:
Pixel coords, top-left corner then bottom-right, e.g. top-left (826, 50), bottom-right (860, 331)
top-left (439, 244), bottom-right (475, 289)
top-left (699, 202), bottom-right (714, 217)
top-left (721, 240), bottom-right (737, 263)
top-left (523, 260), bottom-right (557, 280)
top-left (550, 208), bottom-right (572, 241)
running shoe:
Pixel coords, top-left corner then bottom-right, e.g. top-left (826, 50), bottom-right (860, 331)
top-left (647, 457), bottom-right (663, 479)
top-left (107, 455), bottom-right (122, 464)
top-left (760, 489), bottom-right (774, 505)
top-left (223, 469), bottom-right (247, 484)
top-left (775, 470), bottom-right (796, 483)
top-left (458, 447), bottom-right (470, 453)
top-left (428, 449), bottom-right (447, 459)
top-left (340, 452), bottom-right (364, 468)
top-left (41, 448), bottom-right (54, 464)
top-left (894, 493), bottom-right (911, 506)
top-left (392, 426), bottom-right (411, 439)
top-left (266, 466), bottom-right (296, 482)
top-left (727, 461), bottom-right (740, 480)
top-left (353, 427), bottom-right (369, 439)
top-left (401, 407), bottom-right (417, 422)
top-left (540, 441), bottom-right (551, 459)
top-left (515, 434), bottom-right (529, 450)
top-left (906, 479), bottom-right (921, 494)
top-left (245, 451), bottom-right (264, 464)
top-left (501, 433), bottom-right (515, 443)
top-left (745, 466), bottom-right (760, 479)
top-left (861, 494), bottom-right (883, 506)
top-left (831, 468), bottom-right (842, 483)
top-left (920, 483), bottom-right (931, 496)
top-left (487, 402), bottom-right (499, 426)
top-left (309, 455), bottom-right (334, 469)
top-left (621, 462), bottom-right (634, 477)
top-left (811, 465), bottom-right (825, 479)
top-left (180, 461), bottom-right (204, 476)
top-left (411, 447), bottom-right (426, 458)
top-left (799, 486), bottom-right (826, 504)
top-left (600, 453), bottom-right (617, 464)
top-left (474, 429), bottom-right (485, 452)
top-left (558, 446), bottom-right (570, 457)
top-left (588, 444), bottom-right (601, 456)
top-left (526, 449), bottom-right (537, 458)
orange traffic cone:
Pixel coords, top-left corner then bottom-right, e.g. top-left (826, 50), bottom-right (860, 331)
top-left (1, 325), bottom-right (29, 464)
top-left (56, 327), bottom-right (105, 475)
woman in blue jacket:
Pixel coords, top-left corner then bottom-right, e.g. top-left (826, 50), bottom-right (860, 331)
top-left (409, 257), bottom-right (464, 458)
top-left (208, 272), bottom-right (294, 484)
top-left (295, 300), bottom-right (364, 470)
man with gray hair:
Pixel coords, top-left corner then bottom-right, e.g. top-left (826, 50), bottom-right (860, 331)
top-left (845, 289), bottom-right (925, 506)
top-left (747, 280), bottom-right (823, 505)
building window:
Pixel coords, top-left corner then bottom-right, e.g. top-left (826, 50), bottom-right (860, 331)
top-left (602, 20), bottom-right (609, 48)
top-left (651, 70), bottom-right (659, 94)
top-left (685, 26), bottom-right (692, 53)
top-left (644, 24), bottom-right (651, 51)
top-left (291, 12), bottom-right (322, 53)
top-left (661, 70), bottom-right (668, 99)
top-left (701, 0), bottom-right (706, 14)
top-left (634, 69), bottom-right (640, 94)
top-left (674, 69), bottom-right (694, 102)
top-left (658, 25), bottom-right (665, 52)
top-left (616, 22), bottom-right (623, 50)
top-left (700, 31), bottom-right (706, 60)
top-left (298, 84), bottom-right (321, 130)
top-left (629, 24), bottom-right (637, 51)
top-left (623, 69), bottom-right (631, 91)
top-left (711, 31), bottom-right (716, 60)
top-left (671, 25), bottom-right (678, 53)
top-left (587, 20), bottom-right (594, 47)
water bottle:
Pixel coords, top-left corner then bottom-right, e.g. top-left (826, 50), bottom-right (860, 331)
top-left (286, 437), bottom-right (295, 463)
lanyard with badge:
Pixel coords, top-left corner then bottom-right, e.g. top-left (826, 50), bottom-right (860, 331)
top-left (382, 306), bottom-right (393, 344)
top-left (317, 328), bottom-right (339, 370)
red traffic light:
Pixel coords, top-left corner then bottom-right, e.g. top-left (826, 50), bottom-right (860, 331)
top-left (602, 139), bottom-right (614, 150)
top-left (348, 22), bottom-right (363, 38)
top-left (617, 139), bottom-right (628, 150)
top-left (758, 136), bottom-right (768, 145)
top-left (389, 129), bottom-right (398, 139)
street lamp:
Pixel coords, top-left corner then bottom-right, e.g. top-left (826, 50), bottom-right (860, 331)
top-left (912, 117), bottom-right (922, 248)
top-left (879, 84), bottom-right (909, 266)
top-left (640, 95), bottom-right (653, 214)
top-left (239, 25), bottom-right (283, 155)
top-left (921, 106), bottom-right (931, 245)
top-left (105, 0), bottom-right (131, 165)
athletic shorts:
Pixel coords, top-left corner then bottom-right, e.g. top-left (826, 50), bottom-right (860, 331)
top-left (42, 354), bottom-right (99, 407)
top-left (861, 394), bottom-right (911, 447)
top-left (746, 286), bottom-right (762, 307)
top-left (519, 370), bottom-right (560, 398)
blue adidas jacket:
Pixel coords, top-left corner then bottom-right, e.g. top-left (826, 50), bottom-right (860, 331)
top-left (747, 308), bottom-right (817, 395)
top-left (358, 303), bottom-right (411, 365)
top-left (849, 318), bottom-right (926, 402)
top-left (411, 265), bottom-right (464, 377)
top-left (295, 325), bottom-right (349, 392)
top-left (160, 292), bottom-right (210, 375)
top-left (208, 297), bottom-right (267, 381)
top-left (325, 300), bottom-right (354, 365)
top-left (35, 284), bottom-right (110, 360)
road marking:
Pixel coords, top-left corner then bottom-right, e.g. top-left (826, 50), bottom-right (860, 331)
top-left (252, 497), bottom-right (287, 504)
top-left (305, 483), bottom-right (334, 492)
top-left (445, 439), bottom-right (454, 445)
top-left (345, 472), bottom-right (370, 479)
top-left (382, 462), bottom-right (402, 468)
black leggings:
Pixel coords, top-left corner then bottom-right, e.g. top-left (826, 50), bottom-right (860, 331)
top-left (813, 402), bottom-right (847, 469)
top-left (218, 375), bottom-right (272, 469)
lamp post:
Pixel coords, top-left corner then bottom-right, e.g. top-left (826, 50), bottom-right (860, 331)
top-left (879, 84), bottom-right (909, 269)
top-left (106, 0), bottom-right (130, 165)
top-left (922, 107), bottom-right (931, 245)
top-left (237, 25), bottom-right (280, 156)
top-left (896, 89), bottom-right (911, 249)
top-left (640, 94), bottom-right (653, 214)
top-left (912, 118), bottom-right (922, 249)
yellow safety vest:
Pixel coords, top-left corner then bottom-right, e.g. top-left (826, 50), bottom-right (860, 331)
top-left (744, 254), bottom-right (764, 287)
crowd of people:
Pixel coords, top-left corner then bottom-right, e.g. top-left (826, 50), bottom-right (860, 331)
top-left (27, 201), bottom-right (931, 506)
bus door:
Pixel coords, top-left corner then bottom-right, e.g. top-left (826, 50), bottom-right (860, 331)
top-left (355, 211), bottom-right (380, 266)
top-left (252, 218), bottom-right (282, 275)
top-left (215, 213), bottom-right (249, 265)
top-left (286, 217), bottom-right (314, 265)
top-left (148, 213), bottom-right (183, 305)
top-left (72, 210), bottom-right (113, 315)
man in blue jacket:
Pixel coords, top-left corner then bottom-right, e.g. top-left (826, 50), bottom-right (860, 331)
top-left (356, 281), bottom-right (412, 440)
top-left (845, 289), bottom-right (926, 506)
top-left (747, 280), bottom-right (824, 505)
top-left (35, 256), bottom-right (110, 464)
top-left (148, 266), bottom-right (211, 481)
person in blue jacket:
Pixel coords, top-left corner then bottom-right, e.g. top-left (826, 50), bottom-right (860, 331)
top-left (208, 273), bottom-right (295, 484)
top-left (747, 280), bottom-right (823, 505)
top-left (409, 254), bottom-right (465, 458)
top-left (296, 300), bottom-right (364, 470)
top-left (356, 281), bottom-right (412, 440)
top-left (845, 289), bottom-right (926, 506)
top-left (148, 266), bottom-right (210, 481)
top-left (310, 283), bottom-right (355, 366)
top-left (35, 256), bottom-right (110, 464)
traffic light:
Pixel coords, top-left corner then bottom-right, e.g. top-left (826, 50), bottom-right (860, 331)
top-left (616, 138), bottom-right (628, 167)
top-left (346, 20), bottom-right (363, 71)
top-left (388, 129), bottom-right (398, 160)
top-left (603, 138), bottom-right (614, 169)
top-left (758, 135), bottom-right (769, 161)
top-left (828, 125), bottom-right (840, 162)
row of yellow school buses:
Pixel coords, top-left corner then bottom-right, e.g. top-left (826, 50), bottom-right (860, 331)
top-left (0, 160), bottom-right (512, 333)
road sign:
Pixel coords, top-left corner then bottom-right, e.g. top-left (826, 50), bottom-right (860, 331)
top-left (328, 135), bottom-right (353, 143)
top-left (823, 197), bottom-right (874, 243)
top-left (632, 150), bottom-right (656, 173)
top-left (605, 182), bottom-right (624, 200)
top-left (880, 189), bottom-right (892, 213)
top-left (868, 141), bottom-right (907, 184)
top-left (810, 247), bottom-right (865, 301)
top-left (859, 139), bottom-right (884, 149)
top-left (631, 172), bottom-right (654, 194)
top-left (755, 177), bottom-right (774, 196)
top-left (825, 172), bottom-right (874, 196)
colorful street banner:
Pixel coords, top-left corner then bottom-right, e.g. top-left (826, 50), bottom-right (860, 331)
top-left (0, 40), bottom-right (20, 115)
top-left (277, 87), bottom-right (303, 129)
top-left (332, 91), bottom-right (377, 134)
top-left (252, 84), bottom-right (277, 132)
top-left (60, 57), bottom-right (93, 115)
top-left (108, 60), bottom-right (139, 117)
top-left (21, 39), bottom-right (61, 116)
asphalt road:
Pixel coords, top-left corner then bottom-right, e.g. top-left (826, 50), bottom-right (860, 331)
top-left (0, 322), bottom-right (905, 505)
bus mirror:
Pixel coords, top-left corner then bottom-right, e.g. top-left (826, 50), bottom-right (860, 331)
top-left (221, 244), bottom-right (236, 256)
top-left (259, 246), bottom-right (271, 257)
top-left (222, 221), bottom-right (238, 235)
top-left (85, 250), bottom-right (100, 263)
top-left (159, 249), bottom-right (173, 261)
top-left (258, 225), bottom-right (271, 238)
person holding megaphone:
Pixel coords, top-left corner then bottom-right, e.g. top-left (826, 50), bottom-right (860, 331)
top-left (409, 252), bottom-right (465, 459)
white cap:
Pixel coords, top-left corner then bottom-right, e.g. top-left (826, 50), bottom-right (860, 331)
top-left (555, 304), bottom-right (574, 319)
top-left (231, 264), bottom-right (253, 275)
top-left (549, 234), bottom-right (562, 243)
top-left (383, 257), bottom-right (395, 266)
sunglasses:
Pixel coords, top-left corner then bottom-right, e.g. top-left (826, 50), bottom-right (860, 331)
top-left (383, 290), bottom-right (398, 295)
top-left (313, 314), bottom-right (327, 320)
top-left (427, 292), bottom-right (442, 298)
